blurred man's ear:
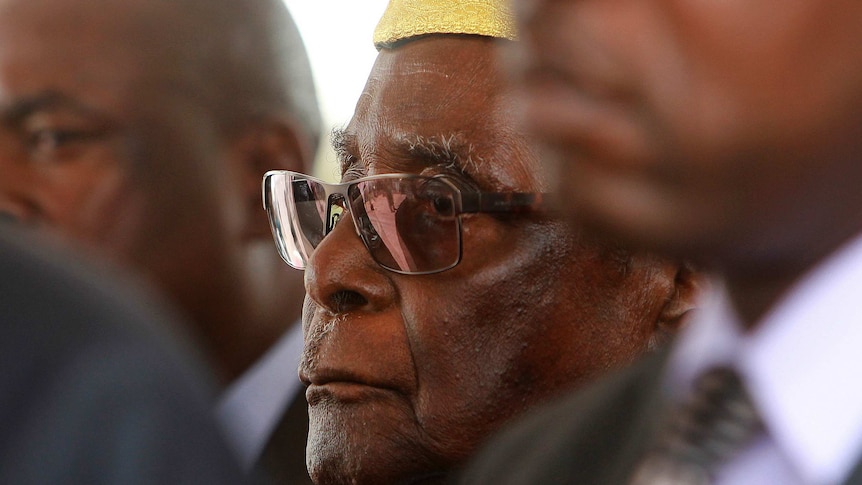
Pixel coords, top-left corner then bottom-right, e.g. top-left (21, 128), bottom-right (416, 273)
top-left (230, 117), bottom-right (315, 241)
top-left (653, 262), bottom-right (704, 346)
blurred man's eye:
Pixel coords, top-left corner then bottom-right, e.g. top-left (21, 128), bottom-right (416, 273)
top-left (25, 126), bottom-right (107, 164)
top-left (20, 109), bottom-right (111, 164)
top-left (29, 128), bottom-right (90, 151)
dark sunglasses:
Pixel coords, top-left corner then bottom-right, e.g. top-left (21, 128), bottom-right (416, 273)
top-left (262, 170), bottom-right (547, 275)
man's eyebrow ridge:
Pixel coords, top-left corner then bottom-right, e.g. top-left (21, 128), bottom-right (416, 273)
top-left (330, 127), bottom-right (359, 176)
top-left (1, 91), bottom-right (101, 124)
top-left (394, 132), bottom-right (481, 174)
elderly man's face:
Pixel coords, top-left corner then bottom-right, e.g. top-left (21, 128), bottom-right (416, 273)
top-left (511, 0), bottom-right (862, 269)
top-left (301, 35), bottom-right (682, 485)
top-left (0, 0), bottom-right (240, 339)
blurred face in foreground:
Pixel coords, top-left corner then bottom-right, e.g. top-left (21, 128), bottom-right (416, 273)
top-left (298, 35), bottom-right (695, 485)
top-left (511, 0), bottom-right (862, 274)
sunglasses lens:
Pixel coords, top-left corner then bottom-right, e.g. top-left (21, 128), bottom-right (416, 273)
top-left (349, 177), bottom-right (461, 274)
top-left (264, 172), bottom-right (329, 269)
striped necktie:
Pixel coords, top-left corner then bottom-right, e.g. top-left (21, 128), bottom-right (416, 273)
top-left (629, 367), bottom-right (764, 485)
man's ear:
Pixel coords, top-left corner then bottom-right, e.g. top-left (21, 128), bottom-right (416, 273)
top-left (229, 116), bottom-right (316, 241)
top-left (654, 261), bottom-right (705, 345)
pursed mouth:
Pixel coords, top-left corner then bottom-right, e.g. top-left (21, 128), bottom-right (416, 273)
top-left (305, 380), bottom-right (399, 406)
top-left (301, 362), bottom-right (406, 406)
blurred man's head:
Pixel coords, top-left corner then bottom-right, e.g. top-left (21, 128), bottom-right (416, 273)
top-left (0, 0), bottom-right (320, 381)
top-left (510, 0), bottom-right (862, 278)
top-left (260, 2), bottom-right (698, 483)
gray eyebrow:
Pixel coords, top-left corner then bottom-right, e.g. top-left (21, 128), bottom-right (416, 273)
top-left (330, 127), bottom-right (369, 181)
top-left (394, 132), bottom-right (483, 175)
top-left (330, 127), bottom-right (354, 172)
top-left (329, 128), bottom-right (484, 180)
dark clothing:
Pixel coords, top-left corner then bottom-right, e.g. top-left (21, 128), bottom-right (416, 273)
top-left (460, 349), bottom-right (862, 485)
top-left (459, 349), bottom-right (670, 485)
top-left (0, 229), bottom-right (246, 484)
top-left (256, 392), bottom-right (314, 485)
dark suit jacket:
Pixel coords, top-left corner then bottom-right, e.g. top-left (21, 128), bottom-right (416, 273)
top-left (0, 228), bottom-right (247, 484)
top-left (256, 389), bottom-right (314, 485)
top-left (460, 349), bottom-right (862, 485)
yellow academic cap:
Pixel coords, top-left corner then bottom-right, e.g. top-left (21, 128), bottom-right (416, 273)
top-left (373, 0), bottom-right (516, 49)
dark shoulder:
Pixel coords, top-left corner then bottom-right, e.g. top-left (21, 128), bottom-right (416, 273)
top-left (459, 350), bottom-right (669, 485)
top-left (0, 229), bottom-right (196, 360)
top-left (0, 229), bottom-right (246, 484)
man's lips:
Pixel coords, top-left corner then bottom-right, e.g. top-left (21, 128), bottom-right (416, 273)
top-left (299, 309), bottom-right (417, 406)
top-left (301, 366), bottom-right (403, 406)
top-left (305, 381), bottom-right (387, 405)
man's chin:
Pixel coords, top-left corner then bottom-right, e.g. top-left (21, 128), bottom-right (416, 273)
top-left (306, 400), bottom-right (444, 485)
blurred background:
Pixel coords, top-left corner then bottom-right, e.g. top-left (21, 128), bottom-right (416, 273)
top-left (281, 0), bottom-right (390, 179)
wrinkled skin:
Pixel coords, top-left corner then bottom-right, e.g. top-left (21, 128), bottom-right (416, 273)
top-left (0, 0), bottom-right (311, 381)
top-left (509, 0), bottom-right (862, 321)
top-left (300, 35), bottom-right (695, 485)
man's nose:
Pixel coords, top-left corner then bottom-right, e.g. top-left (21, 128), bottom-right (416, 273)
top-left (304, 210), bottom-right (396, 315)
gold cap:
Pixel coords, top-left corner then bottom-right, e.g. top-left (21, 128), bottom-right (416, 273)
top-left (373, 0), bottom-right (516, 49)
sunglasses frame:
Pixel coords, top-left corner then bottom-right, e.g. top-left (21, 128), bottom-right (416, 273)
top-left (262, 170), bottom-right (547, 275)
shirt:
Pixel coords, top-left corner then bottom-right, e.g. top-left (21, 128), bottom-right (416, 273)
top-left (667, 233), bottom-right (862, 485)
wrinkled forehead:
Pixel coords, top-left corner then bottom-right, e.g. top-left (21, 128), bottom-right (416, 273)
top-left (362, 36), bottom-right (504, 129)
top-left (343, 35), bottom-right (540, 190)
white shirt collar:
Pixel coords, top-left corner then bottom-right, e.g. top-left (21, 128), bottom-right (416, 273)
top-left (216, 320), bottom-right (305, 470)
top-left (669, 233), bottom-right (862, 485)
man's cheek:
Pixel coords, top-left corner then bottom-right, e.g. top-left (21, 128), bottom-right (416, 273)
top-left (81, 176), bottom-right (147, 259)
